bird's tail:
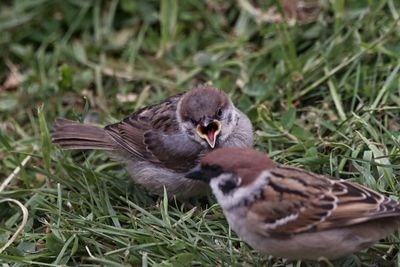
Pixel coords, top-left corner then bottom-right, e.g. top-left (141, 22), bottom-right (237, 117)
top-left (52, 118), bottom-right (115, 150)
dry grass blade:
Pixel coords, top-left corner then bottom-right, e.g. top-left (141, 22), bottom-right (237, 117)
top-left (0, 198), bottom-right (29, 254)
top-left (0, 155), bottom-right (31, 254)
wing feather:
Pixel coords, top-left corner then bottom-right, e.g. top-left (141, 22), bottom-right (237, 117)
top-left (104, 93), bottom-right (202, 171)
top-left (247, 165), bottom-right (400, 236)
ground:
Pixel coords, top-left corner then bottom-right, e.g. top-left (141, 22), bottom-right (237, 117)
top-left (1, 0), bottom-right (400, 266)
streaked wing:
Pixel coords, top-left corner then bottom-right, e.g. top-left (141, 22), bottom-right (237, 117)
top-left (247, 165), bottom-right (400, 235)
top-left (105, 93), bottom-right (201, 171)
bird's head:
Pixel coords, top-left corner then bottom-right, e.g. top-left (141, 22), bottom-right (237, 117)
top-left (185, 148), bottom-right (275, 206)
top-left (178, 86), bottom-right (237, 149)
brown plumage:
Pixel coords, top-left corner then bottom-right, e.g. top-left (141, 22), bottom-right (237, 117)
top-left (179, 87), bottom-right (229, 122)
top-left (201, 148), bottom-right (276, 186)
top-left (52, 87), bottom-right (253, 198)
top-left (53, 93), bottom-right (185, 168)
top-left (247, 165), bottom-right (400, 235)
top-left (186, 147), bottom-right (400, 260)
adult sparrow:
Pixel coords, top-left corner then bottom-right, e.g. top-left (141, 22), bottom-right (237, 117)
top-left (186, 147), bottom-right (400, 260)
top-left (52, 86), bottom-right (253, 199)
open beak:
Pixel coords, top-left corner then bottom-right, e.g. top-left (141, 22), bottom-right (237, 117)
top-left (196, 120), bottom-right (222, 148)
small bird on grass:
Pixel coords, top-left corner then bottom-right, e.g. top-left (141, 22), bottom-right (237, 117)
top-left (52, 86), bottom-right (253, 199)
top-left (186, 147), bottom-right (400, 260)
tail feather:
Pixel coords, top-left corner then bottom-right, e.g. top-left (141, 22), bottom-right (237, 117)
top-left (52, 118), bottom-right (115, 150)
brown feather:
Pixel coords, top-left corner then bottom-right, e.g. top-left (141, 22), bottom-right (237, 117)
top-left (179, 86), bottom-right (229, 122)
top-left (102, 92), bottom-right (199, 171)
top-left (52, 118), bottom-right (114, 150)
top-left (246, 164), bottom-right (400, 235)
top-left (53, 87), bottom-right (244, 173)
top-left (202, 148), bottom-right (276, 185)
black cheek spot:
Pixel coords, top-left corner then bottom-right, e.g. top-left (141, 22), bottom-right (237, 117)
top-left (219, 179), bottom-right (237, 195)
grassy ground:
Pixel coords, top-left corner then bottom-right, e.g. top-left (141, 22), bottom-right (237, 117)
top-left (1, 0), bottom-right (400, 266)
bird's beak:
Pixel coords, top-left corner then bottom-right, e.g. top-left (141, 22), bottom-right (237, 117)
top-left (185, 165), bottom-right (207, 181)
top-left (185, 165), bottom-right (223, 183)
top-left (196, 119), bottom-right (222, 148)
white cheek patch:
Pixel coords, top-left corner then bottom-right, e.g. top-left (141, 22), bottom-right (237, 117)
top-left (210, 174), bottom-right (232, 202)
top-left (211, 171), bottom-right (271, 210)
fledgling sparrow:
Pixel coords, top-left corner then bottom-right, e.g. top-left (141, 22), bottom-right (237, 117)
top-left (186, 148), bottom-right (400, 260)
top-left (52, 86), bottom-right (253, 199)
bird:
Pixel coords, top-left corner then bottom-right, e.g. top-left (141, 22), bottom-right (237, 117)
top-left (185, 147), bottom-right (400, 260)
top-left (52, 86), bottom-right (253, 199)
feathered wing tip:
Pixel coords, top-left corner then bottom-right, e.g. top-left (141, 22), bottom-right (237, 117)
top-left (52, 118), bottom-right (115, 151)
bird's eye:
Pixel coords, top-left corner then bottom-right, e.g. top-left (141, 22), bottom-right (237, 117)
top-left (216, 108), bottom-right (223, 118)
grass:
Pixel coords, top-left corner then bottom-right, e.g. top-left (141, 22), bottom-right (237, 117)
top-left (1, 0), bottom-right (400, 266)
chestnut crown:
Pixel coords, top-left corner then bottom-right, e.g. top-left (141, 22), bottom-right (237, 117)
top-left (186, 148), bottom-right (276, 186)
